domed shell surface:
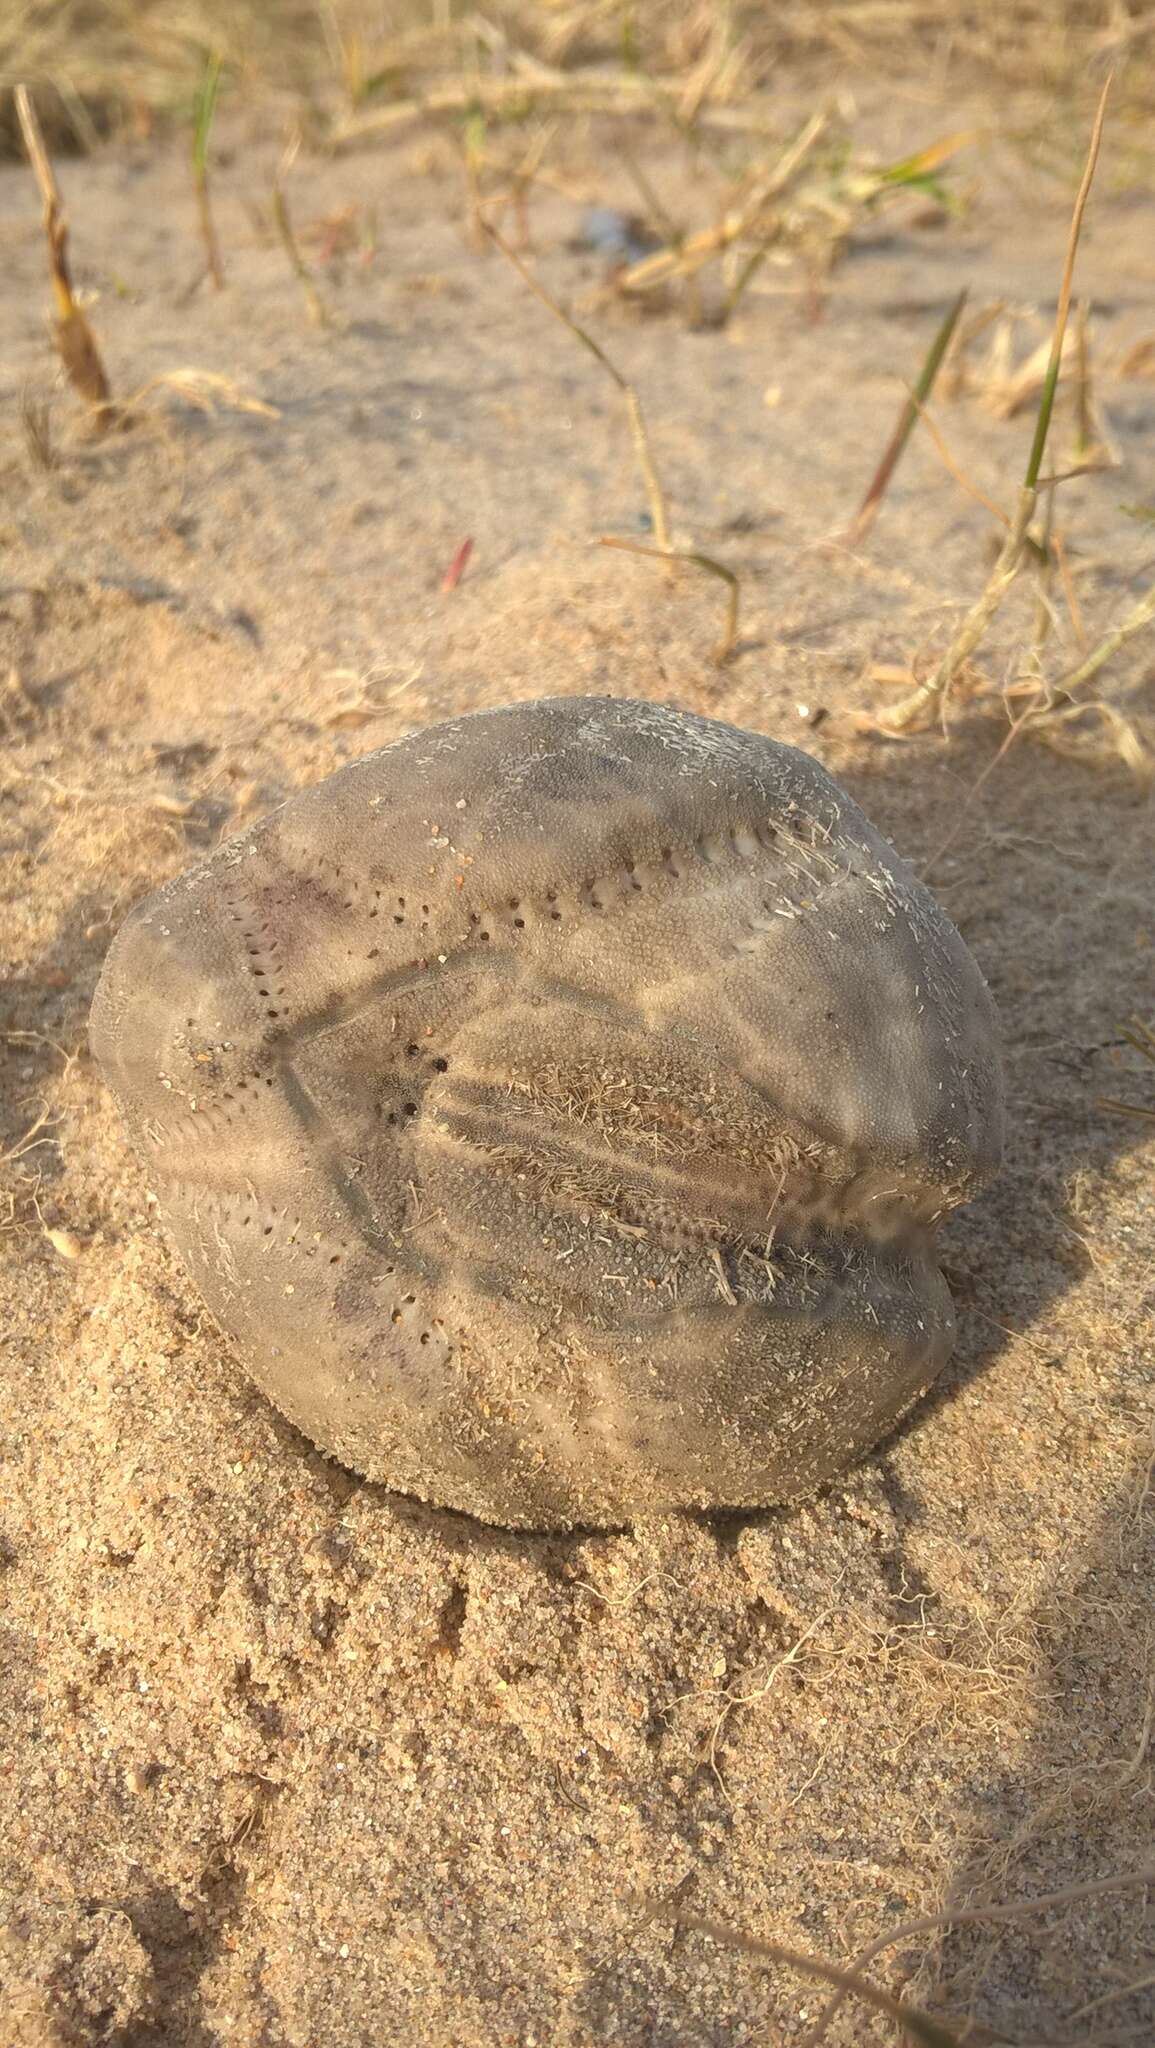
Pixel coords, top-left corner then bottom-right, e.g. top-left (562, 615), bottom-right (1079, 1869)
top-left (90, 696), bottom-right (1004, 1528)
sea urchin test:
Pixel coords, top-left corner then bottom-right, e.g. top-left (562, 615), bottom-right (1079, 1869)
top-left (91, 697), bottom-right (1004, 1528)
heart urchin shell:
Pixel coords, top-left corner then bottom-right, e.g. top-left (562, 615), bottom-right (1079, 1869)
top-left (90, 696), bottom-right (1004, 1529)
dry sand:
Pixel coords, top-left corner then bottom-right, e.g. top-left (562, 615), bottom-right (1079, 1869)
top-left (2, 74), bottom-right (1154, 2048)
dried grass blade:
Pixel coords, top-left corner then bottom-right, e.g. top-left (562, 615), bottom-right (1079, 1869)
top-left (619, 109), bottom-right (827, 298)
top-left (903, 388), bottom-right (1008, 525)
top-left (123, 368), bottom-right (280, 419)
top-left (1043, 576), bottom-right (1155, 702)
top-left (1024, 73), bottom-right (1112, 490)
top-left (721, 245), bottom-right (768, 325)
top-left (14, 85), bottom-right (114, 430)
top-left (1025, 697), bottom-right (1152, 781)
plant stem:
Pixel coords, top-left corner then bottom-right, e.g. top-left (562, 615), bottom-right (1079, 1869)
top-left (1043, 578), bottom-right (1155, 703)
top-left (886, 483), bottom-right (1036, 730)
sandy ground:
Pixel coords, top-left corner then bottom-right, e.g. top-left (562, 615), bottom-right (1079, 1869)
top-left (2, 75), bottom-right (1154, 2048)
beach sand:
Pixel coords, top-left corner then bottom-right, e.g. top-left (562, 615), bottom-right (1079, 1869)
top-left (2, 72), bottom-right (1153, 2045)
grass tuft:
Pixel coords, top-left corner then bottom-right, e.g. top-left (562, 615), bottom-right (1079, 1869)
top-left (884, 73), bottom-right (1114, 734)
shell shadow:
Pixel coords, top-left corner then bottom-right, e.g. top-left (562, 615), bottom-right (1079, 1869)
top-left (759, 715), bottom-right (1155, 2041)
top-left (833, 716), bottom-right (1152, 1447)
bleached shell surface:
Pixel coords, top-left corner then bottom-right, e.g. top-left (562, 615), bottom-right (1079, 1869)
top-left (90, 696), bottom-right (1004, 1527)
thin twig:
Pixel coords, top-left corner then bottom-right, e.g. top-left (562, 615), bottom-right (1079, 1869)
top-left (331, 73), bottom-right (797, 149)
top-left (1098, 1014), bottom-right (1155, 1119)
top-left (918, 681), bottom-right (1052, 881)
top-left (485, 222), bottom-right (671, 552)
top-left (1052, 527), bottom-right (1088, 650)
top-left (721, 244), bottom-right (769, 324)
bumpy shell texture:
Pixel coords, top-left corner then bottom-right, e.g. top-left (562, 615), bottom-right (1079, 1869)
top-left (91, 696), bottom-right (1004, 1529)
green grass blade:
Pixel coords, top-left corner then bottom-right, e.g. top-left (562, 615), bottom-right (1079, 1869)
top-left (192, 49), bottom-right (223, 177)
top-left (847, 286), bottom-right (967, 543)
top-left (1024, 73), bottom-right (1111, 490)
